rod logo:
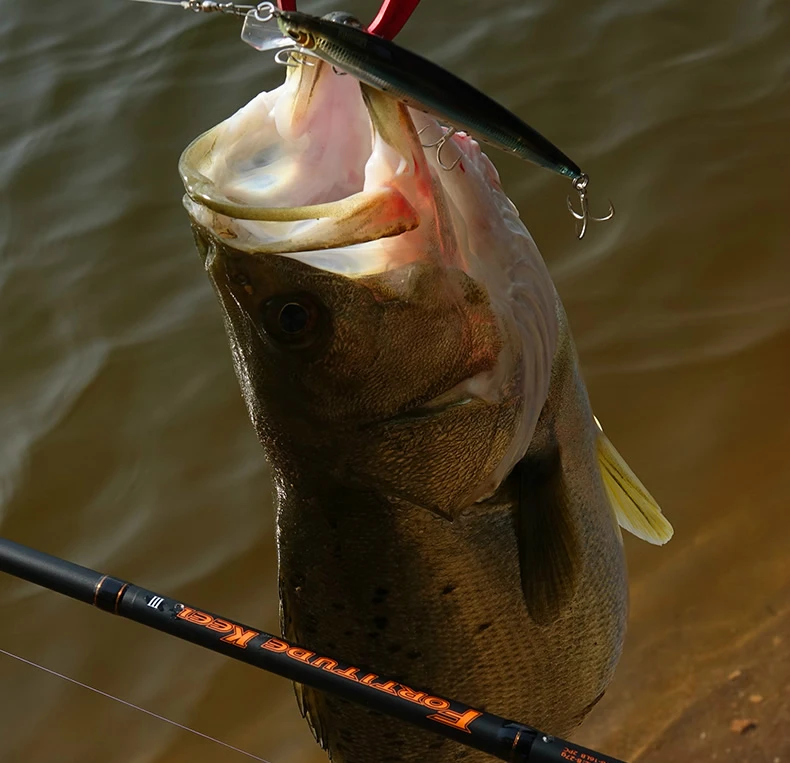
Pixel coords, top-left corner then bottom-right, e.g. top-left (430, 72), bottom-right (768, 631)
top-left (261, 637), bottom-right (483, 733)
top-left (177, 607), bottom-right (259, 648)
top-left (174, 608), bottom-right (483, 734)
top-left (560, 749), bottom-right (607, 763)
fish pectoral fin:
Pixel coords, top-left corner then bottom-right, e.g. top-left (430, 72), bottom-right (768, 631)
top-left (293, 682), bottom-right (330, 751)
top-left (517, 442), bottom-right (580, 626)
top-left (594, 418), bottom-right (673, 545)
top-left (281, 595), bottom-right (330, 751)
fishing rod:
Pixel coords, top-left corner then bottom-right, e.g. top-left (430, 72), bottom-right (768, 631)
top-left (0, 537), bottom-right (626, 763)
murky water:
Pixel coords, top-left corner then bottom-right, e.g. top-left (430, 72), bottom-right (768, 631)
top-left (0, 0), bottom-right (788, 761)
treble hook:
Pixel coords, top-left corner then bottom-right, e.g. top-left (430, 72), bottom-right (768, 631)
top-left (273, 47), bottom-right (297, 65)
top-left (273, 47), bottom-right (315, 66)
top-left (418, 126), bottom-right (462, 171)
top-left (566, 174), bottom-right (614, 240)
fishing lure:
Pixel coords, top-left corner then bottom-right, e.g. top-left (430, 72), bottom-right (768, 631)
top-left (130, 0), bottom-right (614, 238)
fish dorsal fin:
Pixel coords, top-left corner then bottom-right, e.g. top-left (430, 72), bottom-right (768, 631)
top-left (594, 417), bottom-right (673, 545)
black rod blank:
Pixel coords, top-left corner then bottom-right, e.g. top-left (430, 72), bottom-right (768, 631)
top-left (0, 537), bottom-right (626, 763)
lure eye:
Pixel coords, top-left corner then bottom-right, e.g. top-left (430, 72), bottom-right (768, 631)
top-left (286, 29), bottom-right (313, 47)
top-left (260, 293), bottom-right (327, 348)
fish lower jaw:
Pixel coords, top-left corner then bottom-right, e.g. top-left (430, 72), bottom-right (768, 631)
top-left (182, 180), bottom-right (423, 275)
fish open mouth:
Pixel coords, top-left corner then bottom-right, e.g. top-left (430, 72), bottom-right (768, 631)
top-left (180, 58), bottom-right (454, 276)
top-left (181, 56), bottom-right (561, 505)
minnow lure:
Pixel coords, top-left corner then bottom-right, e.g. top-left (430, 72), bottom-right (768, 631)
top-left (272, 8), bottom-right (614, 238)
top-left (130, 0), bottom-right (614, 238)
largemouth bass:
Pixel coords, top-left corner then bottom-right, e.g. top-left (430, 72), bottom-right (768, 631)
top-left (180, 57), bottom-right (672, 763)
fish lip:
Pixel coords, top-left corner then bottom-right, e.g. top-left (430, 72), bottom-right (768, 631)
top-left (384, 396), bottom-right (476, 423)
top-left (367, 388), bottom-right (488, 431)
top-left (178, 131), bottom-right (376, 225)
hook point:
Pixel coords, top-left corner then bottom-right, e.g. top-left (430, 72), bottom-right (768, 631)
top-left (567, 175), bottom-right (615, 240)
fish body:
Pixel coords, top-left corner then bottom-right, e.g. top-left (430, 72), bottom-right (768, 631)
top-left (275, 10), bottom-right (582, 179)
top-left (180, 58), bottom-right (671, 762)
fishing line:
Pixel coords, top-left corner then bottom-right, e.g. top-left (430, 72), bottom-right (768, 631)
top-left (0, 538), bottom-right (630, 763)
top-left (0, 647), bottom-right (272, 763)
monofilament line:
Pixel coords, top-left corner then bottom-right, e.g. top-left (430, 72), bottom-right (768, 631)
top-left (0, 647), bottom-right (272, 762)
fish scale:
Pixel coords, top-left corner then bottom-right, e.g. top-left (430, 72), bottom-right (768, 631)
top-left (202, 240), bottom-right (627, 760)
top-left (270, 304), bottom-right (628, 763)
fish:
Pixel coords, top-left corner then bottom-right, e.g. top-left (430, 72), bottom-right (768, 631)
top-left (179, 56), bottom-right (673, 763)
top-left (273, 9), bottom-right (583, 180)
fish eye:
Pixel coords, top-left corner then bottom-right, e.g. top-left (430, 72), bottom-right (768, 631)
top-left (279, 303), bottom-right (309, 333)
top-left (260, 293), bottom-right (326, 348)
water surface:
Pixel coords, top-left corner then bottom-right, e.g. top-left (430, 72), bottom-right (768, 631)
top-left (0, 0), bottom-right (788, 761)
